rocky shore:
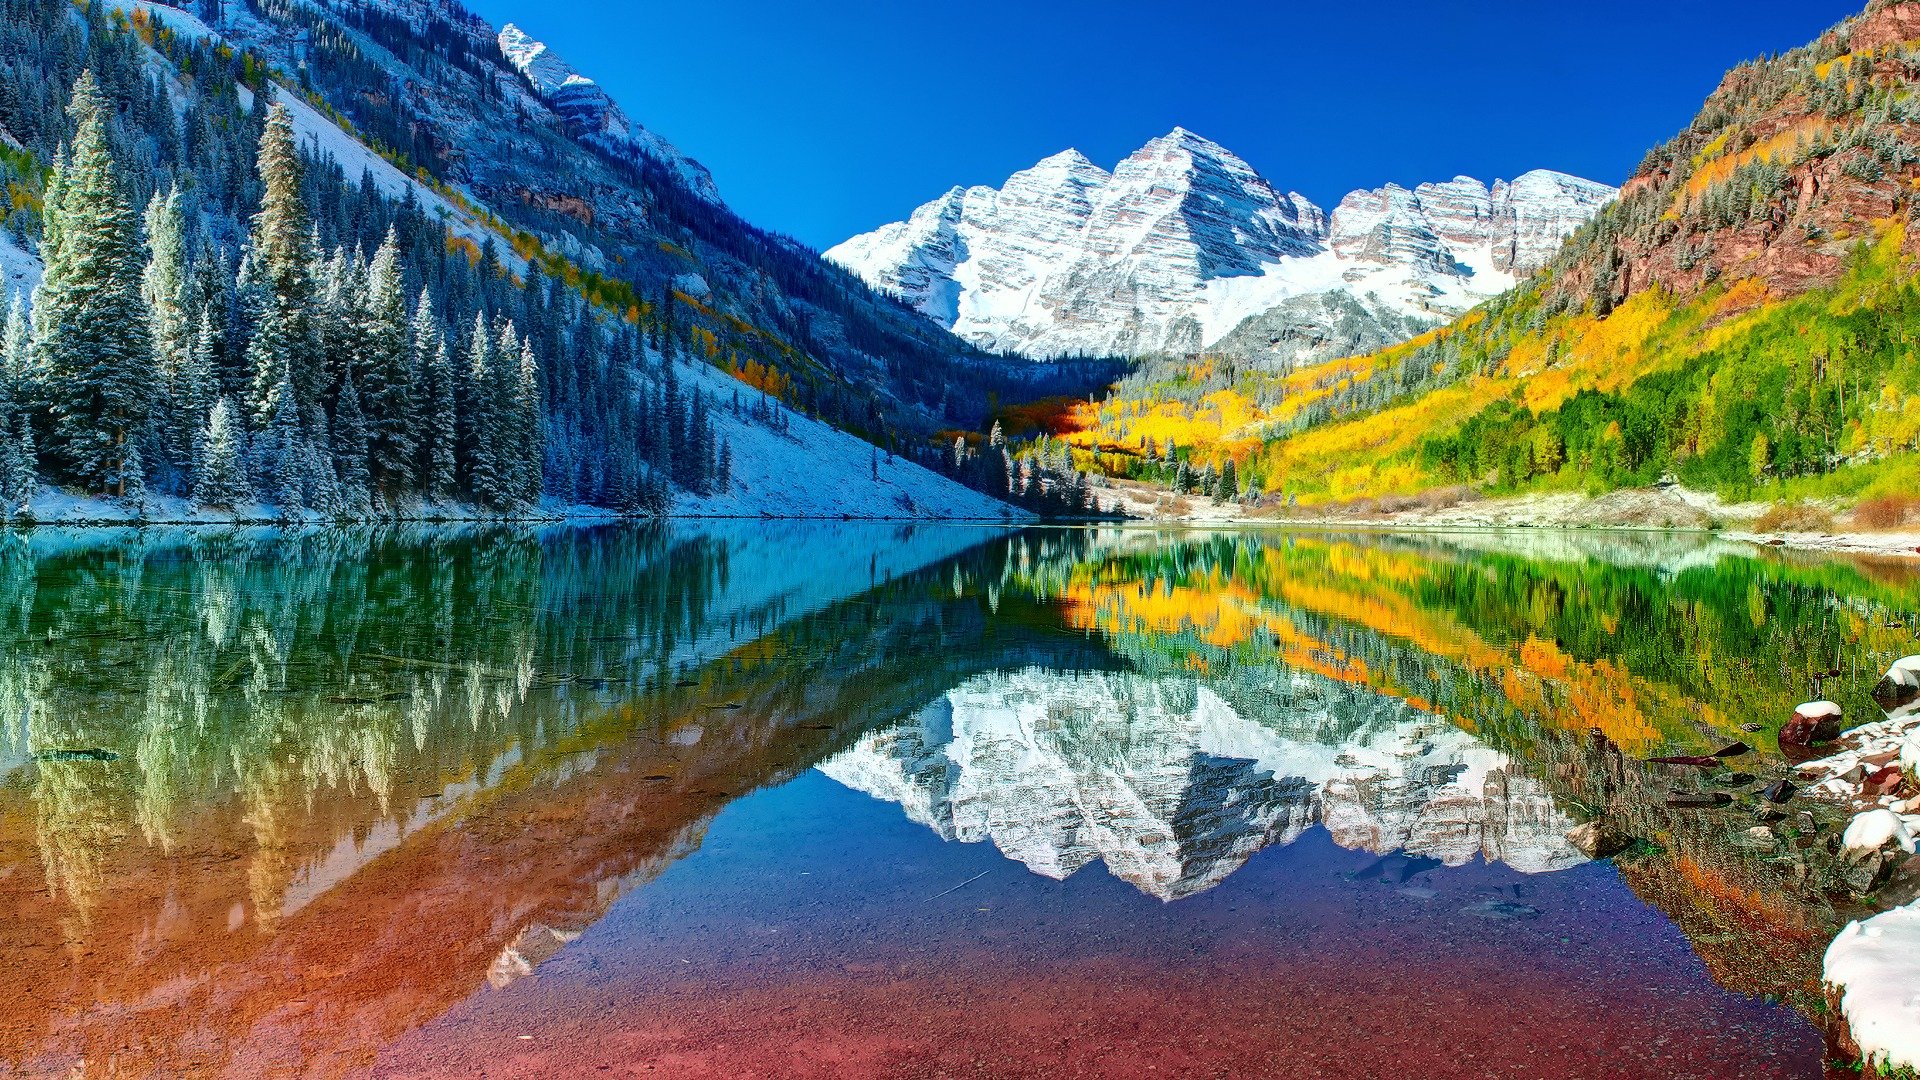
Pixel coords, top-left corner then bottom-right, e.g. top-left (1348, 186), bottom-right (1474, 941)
top-left (1802, 658), bottom-right (1920, 1075)
top-left (1093, 479), bottom-right (1920, 561)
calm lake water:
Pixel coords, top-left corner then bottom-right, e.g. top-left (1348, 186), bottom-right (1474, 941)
top-left (3, 523), bottom-right (1917, 1078)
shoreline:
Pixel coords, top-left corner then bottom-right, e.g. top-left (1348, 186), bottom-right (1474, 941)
top-left (1089, 479), bottom-right (1920, 560)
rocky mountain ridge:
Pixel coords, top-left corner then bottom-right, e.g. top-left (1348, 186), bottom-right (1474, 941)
top-left (826, 129), bottom-right (1615, 363)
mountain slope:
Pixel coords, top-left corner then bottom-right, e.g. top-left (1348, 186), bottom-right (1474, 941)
top-left (827, 129), bottom-right (1614, 363)
top-left (0, 0), bottom-right (1069, 519)
top-left (1066, 0), bottom-right (1920, 516)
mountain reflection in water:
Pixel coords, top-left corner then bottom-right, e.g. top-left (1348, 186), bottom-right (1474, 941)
top-left (0, 522), bottom-right (1911, 1077)
top-left (822, 668), bottom-right (1582, 901)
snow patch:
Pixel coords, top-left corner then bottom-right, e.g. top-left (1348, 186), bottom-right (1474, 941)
top-left (0, 231), bottom-right (40, 300)
top-left (1845, 808), bottom-right (1918, 853)
top-left (673, 356), bottom-right (1023, 521)
top-left (1827, 902), bottom-right (1920, 1074)
top-left (264, 87), bottom-right (512, 265)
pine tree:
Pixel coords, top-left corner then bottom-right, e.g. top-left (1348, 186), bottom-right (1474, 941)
top-left (462, 313), bottom-right (504, 506)
top-left (246, 102), bottom-right (319, 427)
top-left (176, 311), bottom-right (219, 474)
top-left (262, 374), bottom-right (304, 514)
top-left (1215, 459), bottom-right (1238, 502)
top-left (515, 334), bottom-right (542, 504)
top-left (332, 368), bottom-right (370, 509)
top-left (0, 292), bottom-right (24, 403)
top-left (360, 228), bottom-right (413, 496)
top-left (422, 327), bottom-right (457, 501)
top-left (32, 72), bottom-right (154, 496)
top-left (193, 397), bottom-right (250, 508)
top-left (143, 186), bottom-right (191, 422)
top-left (0, 418), bottom-right (35, 516)
top-left (495, 320), bottom-right (524, 502)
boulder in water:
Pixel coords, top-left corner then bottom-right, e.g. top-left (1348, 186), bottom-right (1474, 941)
top-left (1781, 701), bottom-right (1843, 749)
top-left (1873, 656), bottom-right (1920, 717)
top-left (1565, 820), bottom-right (1632, 859)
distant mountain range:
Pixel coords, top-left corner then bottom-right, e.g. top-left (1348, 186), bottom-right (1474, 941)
top-left (827, 130), bottom-right (1615, 364)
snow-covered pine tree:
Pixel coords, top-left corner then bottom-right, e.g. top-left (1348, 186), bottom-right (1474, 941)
top-left (259, 372), bottom-right (304, 514)
top-left (514, 334), bottom-right (541, 505)
top-left (494, 320), bottom-right (525, 504)
top-left (332, 367), bottom-right (370, 511)
top-left (144, 185), bottom-right (192, 472)
top-left (0, 293), bottom-right (25, 398)
top-left (193, 397), bottom-right (251, 509)
top-left (418, 306), bottom-right (458, 502)
top-left (360, 229), bottom-right (413, 497)
top-left (176, 310), bottom-right (219, 475)
top-left (32, 72), bottom-right (154, 496)
top-left (462, 312), bottom-right (505, 507)
top-left (246, 102), bottom-right (320, 428)
top-left (0, 417), bottom-right (35, 517)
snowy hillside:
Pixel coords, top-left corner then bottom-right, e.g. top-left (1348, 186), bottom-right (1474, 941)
top-left (675, 355), bottom-right (1025, 520)
top-left (827, 128), bottom-right (1616, 362)
top-left (12, 0), bottom-right (1021, 523)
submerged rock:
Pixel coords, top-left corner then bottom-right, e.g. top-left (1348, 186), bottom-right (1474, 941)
top-left (1761, 778), bottom-right (1797, 804)
top-left (33, 747), bottom-right (119, 763)
top-left (1647, 754), bottom-right (1720, 767)
top-left (1460, 898), bottom-right (1542, 920)
top-left (1667, 792), bottom-right (1733, 809)
top-left (1565, 820), bottom-right (1633, 859)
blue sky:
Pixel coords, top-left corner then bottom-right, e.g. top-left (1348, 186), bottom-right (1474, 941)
top-left (465, 0), bottom-right (1864, 252)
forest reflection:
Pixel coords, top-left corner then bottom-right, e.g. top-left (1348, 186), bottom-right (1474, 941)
top-left (1, 523), bottom-right (1915, 1077)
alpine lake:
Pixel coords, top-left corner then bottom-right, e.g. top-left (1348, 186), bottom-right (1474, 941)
top-left (2, 522), bottom-right (1916, 1079)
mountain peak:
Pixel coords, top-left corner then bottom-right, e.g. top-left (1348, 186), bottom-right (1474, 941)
top-left (829, 135), bottom-right (1613, 360)
top-left (1145, 126), bottom-right (1237, 161)
top-left (494, 20), bottom-right (721, 203)
top-left (1037, 147), bottom-right (1096, 169)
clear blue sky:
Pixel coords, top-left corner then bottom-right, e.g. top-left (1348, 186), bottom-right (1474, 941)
top-left (464, 0), bottom-right (1864, 252)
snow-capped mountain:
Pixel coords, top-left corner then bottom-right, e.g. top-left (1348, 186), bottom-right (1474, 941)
top-left (820, 668), bottom-right (1583, 900)
top-left (495, 23), bottom-right (720, 204)
top-left (825, 129), bottom-right (1616, 361)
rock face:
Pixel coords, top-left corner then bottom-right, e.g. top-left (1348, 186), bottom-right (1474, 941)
top-left (826, 129), bottom-right (1615, 361)
top-left (495, 24), bottom-right (720, 204)
top-left (819, 668), bottom-right (1584, 900)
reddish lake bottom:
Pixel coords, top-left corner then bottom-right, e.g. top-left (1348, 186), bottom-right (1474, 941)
top-left (366, 773), bottom-right (1822, 1079)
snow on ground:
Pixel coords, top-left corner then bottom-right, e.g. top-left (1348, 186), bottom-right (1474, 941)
top-left (102, 0), bottom-right (513, 264)
top-left (1797, 658), bottom-right (1920, 1072)
top-left (264, 86), bottom-right (514, 264)
top-left (0, 230), bottom-right (39, 301)
top-left (675, 357), bottom-right (1028, 521)
top-left (1827, 903), bottom-right (1920, 1074)
top-left (1196, 249), bottom-right (1512, 347)
top-left (6, 357), bottom-right (1026, 525)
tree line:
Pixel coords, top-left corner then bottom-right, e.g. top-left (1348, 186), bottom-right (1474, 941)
top-left (3, 55), bottom-right (735, 516)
